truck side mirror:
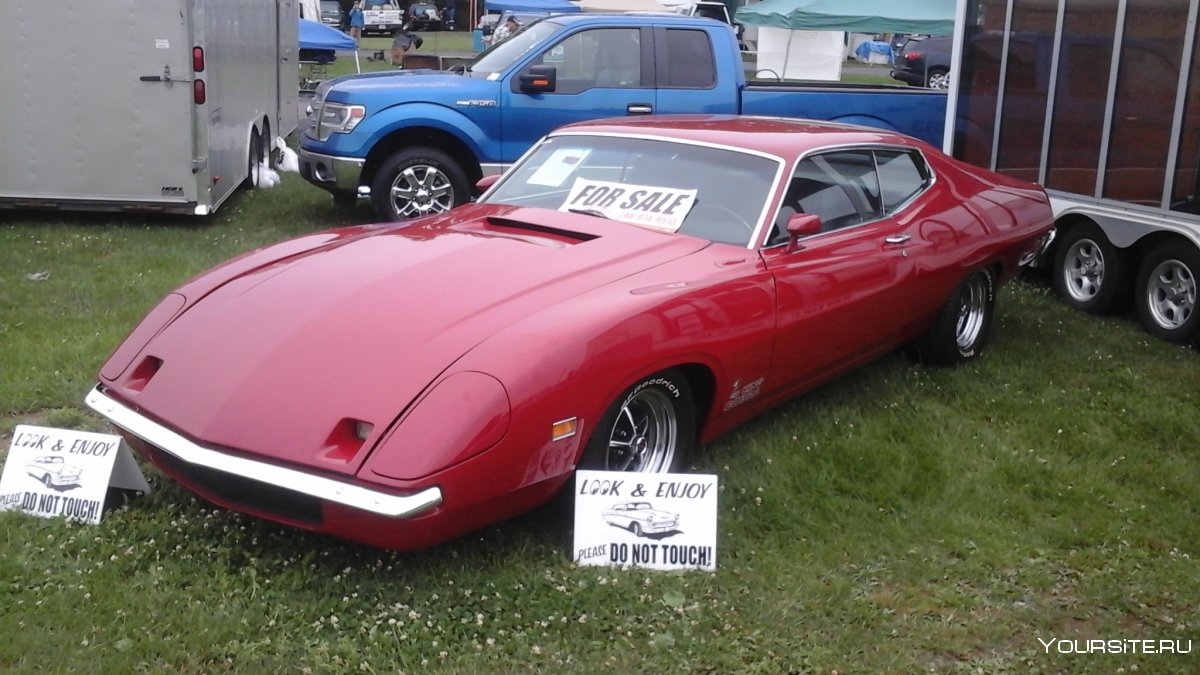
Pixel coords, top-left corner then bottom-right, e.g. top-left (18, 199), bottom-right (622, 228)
top-left (785, 213), bottom-right (822, 252)
top-left (519, 65), bottom-right (557, 93)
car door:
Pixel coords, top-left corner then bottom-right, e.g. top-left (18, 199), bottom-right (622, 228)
top-left (500, 26), bottom-right (654, 162)
top-left (760, 149), bottom-right (924, 392)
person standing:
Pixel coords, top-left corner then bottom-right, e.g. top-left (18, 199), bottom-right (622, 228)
top-left (443, 1), bottom-right (456, 30)
top-left (349, 1), bottom-right (365, 44)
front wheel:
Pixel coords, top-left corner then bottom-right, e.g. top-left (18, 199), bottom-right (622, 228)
top-left (1135, 241), bottom-right (1199, 344)
top-left (1053, 223), bottom-right (1127, 313)
top-left (370, 147), bottom-right (469, 220)
top-left (911, 268), bottom-right (995, 366)
top-left (580, 370), bottom-right (696, 474)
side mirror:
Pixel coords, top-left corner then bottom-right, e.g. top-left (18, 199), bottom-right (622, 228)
top-left (475, 174), bottom-right (500, 193)
top-left (519, 65), bottom-right (557, 93)
top-left (785, 213), bottom-right (822, 252)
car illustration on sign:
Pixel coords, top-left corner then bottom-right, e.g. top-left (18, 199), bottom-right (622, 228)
top-left (26, 455), bottom-right (83, 488)
top-left (602, 501), bottom-right (680, 537)
top-left (85, 115), bottom-right (1055, 551)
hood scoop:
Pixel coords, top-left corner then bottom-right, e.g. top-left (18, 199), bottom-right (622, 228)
top-left (457, 214), bottom-right (600, 247)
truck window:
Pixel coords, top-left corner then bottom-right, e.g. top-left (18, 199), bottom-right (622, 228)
top-left (664, 29), bottom-right (715, 88)
top-left (529, 28), bottom-right (643, 93)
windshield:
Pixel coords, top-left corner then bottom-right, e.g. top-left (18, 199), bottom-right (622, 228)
top-left (463, 19), bottom-right (561, 78)
top-left (482, 134), bottom-right (781, 247)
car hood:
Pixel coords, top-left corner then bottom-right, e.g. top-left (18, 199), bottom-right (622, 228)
top-left (323, 69), bottom-right (490, 106)
top-left (115, 206), bottom-right (709, 475)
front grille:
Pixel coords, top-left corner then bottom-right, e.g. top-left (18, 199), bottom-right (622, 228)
top-left (152, 446), bottom-right (324, 526)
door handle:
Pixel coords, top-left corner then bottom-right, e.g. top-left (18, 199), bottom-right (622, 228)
top-left (884, 234), bottom-right (911, 245)
top-left (627, 103), bottom-right (653, 115)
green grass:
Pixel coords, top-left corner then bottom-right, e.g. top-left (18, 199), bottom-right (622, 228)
top-left (3, 177), bottom-right (1200, 672)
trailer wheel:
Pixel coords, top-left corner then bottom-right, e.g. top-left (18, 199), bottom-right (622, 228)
top-left (246, 130), bottom-right (264, 190)
top-left (1135, 241), bottom-right (1200, 344)
top-left (371, 147), bottom-right (469, 221)
top-left (1053, 223), bottom-right (1127, 314)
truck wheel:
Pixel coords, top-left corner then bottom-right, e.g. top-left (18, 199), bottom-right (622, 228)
top-left (910, 269), bottom-right (994, 366)
top-left (1053, 223), bottom-right (1127, 313)
top-left (1135, 241), bottom-right (1199, 344)
top-left (371, 147), bottom-right (469, 220)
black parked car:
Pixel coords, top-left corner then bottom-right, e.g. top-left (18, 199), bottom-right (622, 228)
top-left (891, 36), bottom-right (952, 89)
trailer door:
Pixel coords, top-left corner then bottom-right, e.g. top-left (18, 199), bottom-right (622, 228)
top-left (0, 4), bottom-right (198, 207)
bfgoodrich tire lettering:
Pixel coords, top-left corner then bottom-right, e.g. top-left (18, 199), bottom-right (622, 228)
top-left (1135, 241), bottom-right (1199, 344)
top-left (371, 147), bottom-right (469, 221)
top-left (912, 268), bottom-right (995, 366)
top-left (581, 369), bottom-right (696, 474)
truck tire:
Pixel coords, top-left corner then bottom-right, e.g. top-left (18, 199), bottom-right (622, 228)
top-left (1053, 223), bottom-right (1127, 314)
top-left (1134, 241), bottom-right (1199, 344)
top-left (371, 147), bottom-right (469, 220)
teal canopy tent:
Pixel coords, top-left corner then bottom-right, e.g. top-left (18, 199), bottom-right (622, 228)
top-left (735, 0), bottom-right (955, 35)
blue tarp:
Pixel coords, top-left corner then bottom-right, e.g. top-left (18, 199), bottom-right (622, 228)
top-left (483, 0), bottom-right (580, 14)
top-left (298, 18), bottom-right (356, 51)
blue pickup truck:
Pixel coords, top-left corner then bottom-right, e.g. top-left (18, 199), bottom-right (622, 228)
top-left (299, 13), bottom-right (946, 220)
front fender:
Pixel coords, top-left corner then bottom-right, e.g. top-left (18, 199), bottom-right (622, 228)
top-left (306, 102), bottom-right (494, 162)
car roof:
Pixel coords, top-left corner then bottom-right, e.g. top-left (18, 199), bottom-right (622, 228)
top-left (554, 115), bottom-right (928, 158)
top-left (546, 12), bottom-right (728, 29)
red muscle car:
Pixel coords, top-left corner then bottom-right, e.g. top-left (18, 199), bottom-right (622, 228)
top-left (86, 116), bottom-right (1054, 550)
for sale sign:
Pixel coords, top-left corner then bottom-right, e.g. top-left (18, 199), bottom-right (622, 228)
top-left (573, 470), bottom-right (718, 572)
top-left (0, 425), bottom-right (149, 524)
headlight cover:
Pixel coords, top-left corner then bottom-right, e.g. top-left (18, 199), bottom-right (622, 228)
top-left (317, 102), bottom-right (366, 141)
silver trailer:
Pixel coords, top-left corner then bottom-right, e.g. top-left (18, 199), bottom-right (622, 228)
top-left (0, 0), bottom-right (299, 215)
top-left (946, 0), bottom-right (1200, 345)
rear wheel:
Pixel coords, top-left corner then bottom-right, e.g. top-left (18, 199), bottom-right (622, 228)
top-left (581, 370), bottom-right (695, 474)
top-left (1135, 241), bottom-right (1200, 344)
top-left (371, 147), bottom-right (469, 220)
top-left (911, 269), bottom-right (995, 366)
top-left (926, 67), bottom-right (950, 89)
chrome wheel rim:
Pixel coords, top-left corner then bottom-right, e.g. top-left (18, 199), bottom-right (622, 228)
top-left (1146, 259), bottom-right (1196, 330)
top-left (956, 274), bottom-right (988, 351)
top-left (389, 165), bottom-right (454, 218)
top-left (605, 388), bottom-right (676, 472)
top-left (928, 71), bottom-right (950, 89)
top-left (1064, 238), bottom-right (1105, 302)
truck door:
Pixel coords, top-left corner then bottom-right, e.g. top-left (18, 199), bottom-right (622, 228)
top-left (500, 27), bottom-right (655, 162)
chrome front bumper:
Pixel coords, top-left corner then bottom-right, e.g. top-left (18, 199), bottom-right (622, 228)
top-left (298, 148), bottom-right (366, 193)
top-left (84, 387), bottom-right (442, 518)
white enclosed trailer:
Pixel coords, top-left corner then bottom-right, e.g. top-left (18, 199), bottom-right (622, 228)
top-left (947, 0), bottom-right (1200, 345)
top-left (0, 0), bottom-right (300, 215)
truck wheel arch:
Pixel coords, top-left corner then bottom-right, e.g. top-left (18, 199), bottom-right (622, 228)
top-left (362, 126), bottom-right (482, 190)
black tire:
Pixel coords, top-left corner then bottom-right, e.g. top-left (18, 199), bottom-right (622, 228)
top-left (580, 369), bottom-right (696, 474)
top-left (1134, 241), bottom-right (1200, 344)
top-left (926, 67), bottom-right (950, 89)
top-left (1053, 223), bottom-right (1128, 314)
top-left (631, 522), bottom-right (643, 537)
top-left (370, 147), bottom-right (469, 221)
top-left (912, 268), bottom-right (995, 366)
top-left (41, 474), bottom-right (52, 487)
top-left (245, 129), bottom-right (264, 190)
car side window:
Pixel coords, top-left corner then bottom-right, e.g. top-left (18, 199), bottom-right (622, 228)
top-left (876, 150), bottom-right (930, 211)
top-left (769, 150), bottom-right (880, 245)
top-left (531, 28), bottom-right (642, 93)
top-left (663, 29), bottom-right (715, 88)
